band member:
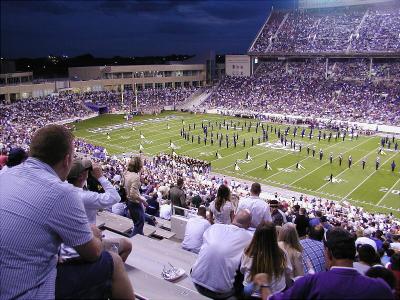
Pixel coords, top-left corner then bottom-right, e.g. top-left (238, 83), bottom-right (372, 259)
top-left (376, 157), bottom-right (380, 170)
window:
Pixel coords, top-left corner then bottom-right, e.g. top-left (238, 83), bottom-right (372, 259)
top-left (7, 77), bottom-right (19, 85)
top-left (175, 82), bottom-right (182, 88)
top-left (144, 71), bottom-right (154, 78)
top-left (165, 82), bottom-right (173, 88)
top-left (123, 72), bottom-right (132, 78)
top-left (184, 81), bottom-right (190, 87)
top-left (144, 83), bottom-right (153, 89)
top-left (21, 76), bottom-right (30, 83)
top-left (155, 83), bottom-right (163, 89)
top-left (135, 84), bottom-right (143, 91)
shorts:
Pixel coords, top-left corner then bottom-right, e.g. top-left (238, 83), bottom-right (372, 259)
top-left (56, 250), bottom-right (114, 299)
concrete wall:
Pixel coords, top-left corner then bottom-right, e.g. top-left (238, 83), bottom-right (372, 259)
top-left (69, 66), bottom-right (103, 80)
top-left (225, 55), bottom-right (251, 77)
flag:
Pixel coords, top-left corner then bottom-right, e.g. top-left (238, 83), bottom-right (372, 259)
top-left (132, 127), bottom-right (136, 131)
top-left (139, 144), bottom-right (144, 151)
top-left (140, 134), bottom-right (145, 139)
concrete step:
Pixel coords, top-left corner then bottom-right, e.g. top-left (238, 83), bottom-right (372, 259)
top-left (125, 264), bottom-right (208, 300)
top-left (103, 230), bottom-right (199, 293)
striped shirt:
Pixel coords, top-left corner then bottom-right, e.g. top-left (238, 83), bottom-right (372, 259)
top-left (0, 158), bottom-right (93, 300)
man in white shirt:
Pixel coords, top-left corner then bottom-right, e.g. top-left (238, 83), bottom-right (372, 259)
top-left (182, 206), bottom-right (211, 253)
top-left (237, 182), bottom-right (272, 229)
top-left (191, 210), bottom-right (253, 299)
top-left (67, 158), bottom-right (132, 261)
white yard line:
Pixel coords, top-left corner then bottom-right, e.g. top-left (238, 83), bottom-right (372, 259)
top-left (240, 151), bottom-right (294, 174)
top-left (377, 176), bottom-right (400, 206)
top-left (340, 152), bottom-right (398, 202)
top-left (289, 137), bottom-right (374, 186)
top-left (314, 142), bottom-right (379, 192)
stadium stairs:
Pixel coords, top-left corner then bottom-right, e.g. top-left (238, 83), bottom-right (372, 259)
top-left (97, 211), bottom-right (208, 299)
top-left (177, 88), bottom-right (213, 111)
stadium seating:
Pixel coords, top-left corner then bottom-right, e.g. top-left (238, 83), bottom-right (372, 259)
top-left (204, 60), bottom-right (400, 125)
top-left (249, 6), bottom-right (400, 54)
top-left (103, 230), bottom-right (206, 300)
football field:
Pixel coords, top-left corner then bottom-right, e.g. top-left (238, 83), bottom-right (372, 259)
top-left (73, 112), bottom-right (400, 217)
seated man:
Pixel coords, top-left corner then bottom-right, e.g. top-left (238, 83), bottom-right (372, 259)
top-left (256, 227), bottom-right (393, 300)
top-left (191, 210), bottom-right (253, 299)
top-left (160, 199), bottom-right (172, 220)
top-left (0, 125), bottom-right (134, 299)
top-left (66, 158), bottom-right (132, 262)
top-left (182, 206), bottom-right (211, 253)
top-left (145, 192), bottom-right (160, 217)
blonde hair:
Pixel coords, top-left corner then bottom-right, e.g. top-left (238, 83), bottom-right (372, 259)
top-left (278, 223), bottom-right (303, 252)
top-left (127, 156), bottom-right (143, 173)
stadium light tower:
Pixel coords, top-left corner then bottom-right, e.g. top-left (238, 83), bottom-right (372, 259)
top-left (121, 84), bottom-right (124, 107)
top-left (135, 87), bottom-right (138, 112)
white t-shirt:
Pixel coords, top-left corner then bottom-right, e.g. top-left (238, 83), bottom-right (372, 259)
top-left (181, 216), bottom-right (211, 253)
top-left (237, 196), bottom-right (272, 229)
top-left (191, 224), bottom-right (253, 293)
top-left (209, 200), bottom-right (233, 224)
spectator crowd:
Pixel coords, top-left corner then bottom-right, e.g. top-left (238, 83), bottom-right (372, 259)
top-left (249, 6), bottom-right (400, 54)
top-left (205, 60), bottom-right (400, 125)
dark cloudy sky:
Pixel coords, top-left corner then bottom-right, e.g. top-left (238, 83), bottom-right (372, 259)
top-left (1, 0), bottom-right (294, 58)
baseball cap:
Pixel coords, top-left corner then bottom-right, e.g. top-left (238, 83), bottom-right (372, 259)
top-left (355, 237), bottom-right (378, 252)
top-left (68, 158), bottom-right (92, 180)
top-left (7, 148), bottom-right (28, 167)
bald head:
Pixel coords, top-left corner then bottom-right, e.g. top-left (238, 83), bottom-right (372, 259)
top-left (232, 209), bottom-right (252, 229)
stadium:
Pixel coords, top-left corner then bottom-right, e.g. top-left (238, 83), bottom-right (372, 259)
top-left (1, 0), bottom-right (400, 299)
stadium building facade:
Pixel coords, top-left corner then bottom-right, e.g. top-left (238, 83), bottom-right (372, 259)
top-left (0, 64), bottom-right (206, 104)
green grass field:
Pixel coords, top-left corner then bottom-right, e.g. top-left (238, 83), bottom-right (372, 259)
top-left (73, 112), bottom-right (400, 217)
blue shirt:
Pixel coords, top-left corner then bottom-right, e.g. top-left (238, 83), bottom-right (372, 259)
top-left (270, 267), bottom-right (394, 300)
top-left (0, 158), bottom-right (93, 300)
top-left (300, 238), bottom-right (326, 273)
